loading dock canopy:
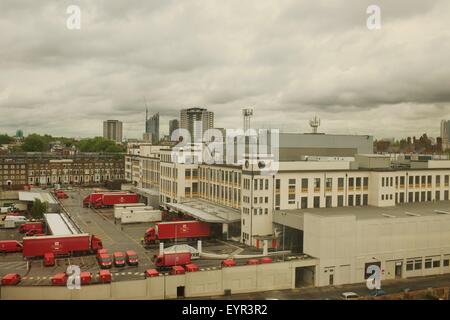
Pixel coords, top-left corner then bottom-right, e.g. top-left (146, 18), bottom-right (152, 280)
top-left (19, 191), bottom-right (58, 204)
top-left (165, 199), bottom-right (241, 223)
top-left (44, 213), bottom-right (81, 235)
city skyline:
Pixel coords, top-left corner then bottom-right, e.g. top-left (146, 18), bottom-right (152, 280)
top-left (0, 1), bottom-right (450, 139)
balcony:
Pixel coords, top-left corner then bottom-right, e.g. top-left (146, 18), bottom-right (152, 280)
top-left (301, 187), bottom-right (308, 193)
top-left (337, 187), bottom-right (344, 192)
top-left (325, 187), bottom-right (332, 193)
top-left (363, 186), bottom-right (369, 191)
top-left (314, 187), bottom-right (320, 193)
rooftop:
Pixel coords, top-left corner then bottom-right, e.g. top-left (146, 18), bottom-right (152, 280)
top-left (278, 201), bottom-right (450, 222)
top-left (165, 199), bottom-right (241, 223)
top-left (18, 191), bottom-right (58, 205)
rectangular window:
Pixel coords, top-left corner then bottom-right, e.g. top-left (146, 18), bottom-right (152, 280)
top-left (414, 259), bottom-right (422, 270)
top-left (406, 260), bottom-right (413, 271)
top-left (313, 196), bottom-right (320, 208)
top-left (355, 194), bottom-right (361, 206)
top-left (348, 195), bottom-right (354, 206)
top-left (338, 178), bottom-right (344, 189)
top-left (363, 194), bottom-right (368, 206)
top-left (301, 178), bottom-right (308, 189)
top-left (425, 258), bottom-right (432, 269)
top-left (301, 197), bottom-right (308, 209)
top-left (326, 196), bottom-right (332, 208)
top-left (349, 177), bottom-right (354, 188)
top-left (433, 260), bottom-right (440, 268)
top-left (338, 195), bottom-right (344, 207)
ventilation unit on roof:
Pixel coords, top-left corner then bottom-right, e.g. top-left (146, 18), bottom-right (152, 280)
top-left (434, 210), bottom-right (450, 215)
top-left (405, 211), bottom-right (421, 217)
top-left (382, 213), bottom-right (396, 218)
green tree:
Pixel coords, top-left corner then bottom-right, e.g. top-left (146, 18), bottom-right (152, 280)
top-left (0, 134), bottom-right (14, 144)
top-left (31, 198), bottom-right (48, 220)
top-left (77, 137), bottom-right (125, 153)
top-left (21, 134), bottom-right (47, 152)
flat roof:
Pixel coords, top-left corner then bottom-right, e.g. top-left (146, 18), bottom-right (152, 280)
top-left (165, 199), bottom-right (241, 223)
top-left (280, 201), bottom-right (450, 221)
top-left (18, 191), bottom-right (58, 204)
top-left (44, 213), bottom-right (81, 235)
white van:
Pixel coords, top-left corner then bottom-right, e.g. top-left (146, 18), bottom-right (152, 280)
top-left (4, 216), bottom-right (27, 222)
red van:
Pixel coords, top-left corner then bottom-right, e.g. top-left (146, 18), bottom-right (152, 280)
top-left (260, 257), bottom-right (273, 264)
top-left (113, 252), bottom-right (126, 267)
top-left (185, 263), bottom-right (199, 272)
top-left (145, 269), bottom-right (160, 278)
top-left (1, 273), bottom-right (21, 286)
top-left (51, 273), bottom-right (68, 286)
top-left (170, 265), bottom-right (185, 275)
top-left (125, 250), bottom-right (139, 266)
top-left (247, 259), bottom-right (260, 265)
top-left (221, 259), bottom-right (236, 267)
top-left (0, 240), bottom-right (23, 253)
top-left (80, 272), bottom-right (92, 285)
top-left (97, 253), bottom-right (112, 269)
top-left (99, 270), bottom-right (111, 283)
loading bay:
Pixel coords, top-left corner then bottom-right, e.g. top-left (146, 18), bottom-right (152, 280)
top-left (0, 188), bottom-right (276, 286)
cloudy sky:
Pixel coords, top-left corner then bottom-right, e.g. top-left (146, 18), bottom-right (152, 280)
top-left (0, 0), bottom-right (449, 140)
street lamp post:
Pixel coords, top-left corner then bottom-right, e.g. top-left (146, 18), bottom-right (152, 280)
top-left (281, 212), bottom-right (286, 261)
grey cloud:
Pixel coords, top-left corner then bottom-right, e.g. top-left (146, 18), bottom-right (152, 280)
top-left (0, 0), bottom-right (449, 139)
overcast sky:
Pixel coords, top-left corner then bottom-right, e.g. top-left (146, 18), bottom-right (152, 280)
top-left (0, 0), bottom-right (449, 140)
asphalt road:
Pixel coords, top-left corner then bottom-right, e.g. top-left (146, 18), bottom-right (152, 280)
top-left (204, 273), bottom-right (450, 300)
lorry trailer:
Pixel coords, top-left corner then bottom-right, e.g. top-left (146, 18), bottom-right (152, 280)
top-left (22, 233), bottom-right (103, 258)
top-left (153, 252), bottom-right (191, 269)
top-left (120, 210), bottom-right (162, 224)
top-left (83, 192), bottom-right (138, 209)
top-left (144, 221), bottom-right (210, 245)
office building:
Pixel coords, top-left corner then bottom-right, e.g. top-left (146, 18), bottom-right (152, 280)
top-left (145, 111), bottom-right (159, 144)
top-left (103, 120), bottom-right (123, 143)
top-left (441, 120), bottom-right (450, 151)
top-left (169, 119), bottom-right (179, 140)
top-left (180, 108), bottom-right (214, 142)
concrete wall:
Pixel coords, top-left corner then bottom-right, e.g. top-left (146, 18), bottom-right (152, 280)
top-left (0, 260), bottom-right (316, 300)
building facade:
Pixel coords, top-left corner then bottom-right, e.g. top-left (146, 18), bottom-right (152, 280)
top-left (103, 120), bottom-right (123, 143)
top-left (441, 120), bottom-right (450, 151)
top-left (146, 112), bottom-right (160, 144)
top-left (169, 119), bottom-right (179, 140)
top-left (180, 108), bottom-right (214, 142)
top-left (0, 153), bottom-right (125, 188)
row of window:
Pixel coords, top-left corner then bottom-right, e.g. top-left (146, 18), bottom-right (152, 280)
top-left (275, 194), bottom-right (369, 209)
top-left (383, 175), bottom-right (450, 188)
top-left (406, 257), bottom-right (450, 271)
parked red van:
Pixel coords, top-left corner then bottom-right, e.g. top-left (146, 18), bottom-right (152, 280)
top-left (221, 259), bottom-right (236, 267)
top-left (145, 269), bottom-right (160, 278)
top-left (113, 252), bottom-right (126, 267)
top-left (80, 272), bottom-right (92, 285)
top-left (51, 273), bottom-right (68, 286)
top-left (170, 265), bottom-right (185, 275)
top-left (185, 263), bottom-right (199, 272)
top-left (99, 270), bottom-right (111, 283)
top-left (97, 253), bottom-right (112, 269)
top-left (1, 273), bottom-right (21, 286)
top-left (125, 250), bottom-right (139, 266)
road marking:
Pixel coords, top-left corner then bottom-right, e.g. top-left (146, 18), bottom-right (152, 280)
top-left (29, 277), bottom-right (34, 280)
top-left (134, 272), bottom-right (140, 275)
top-left (121, 272), bottom-right (126, 275)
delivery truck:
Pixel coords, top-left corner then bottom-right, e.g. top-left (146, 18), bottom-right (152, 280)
top-left (83, 191), bottom-right (126, 207)
top-left (153, 251), bottom-right (191, 269)
top-left (143, 221), bottom-right (210, 245)
top-left (120, 210), bottom-right (162, 224)
top-left (83, 192), bottom-right (138, 209)
top-left (22, 233), bottom-right (103, 258)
